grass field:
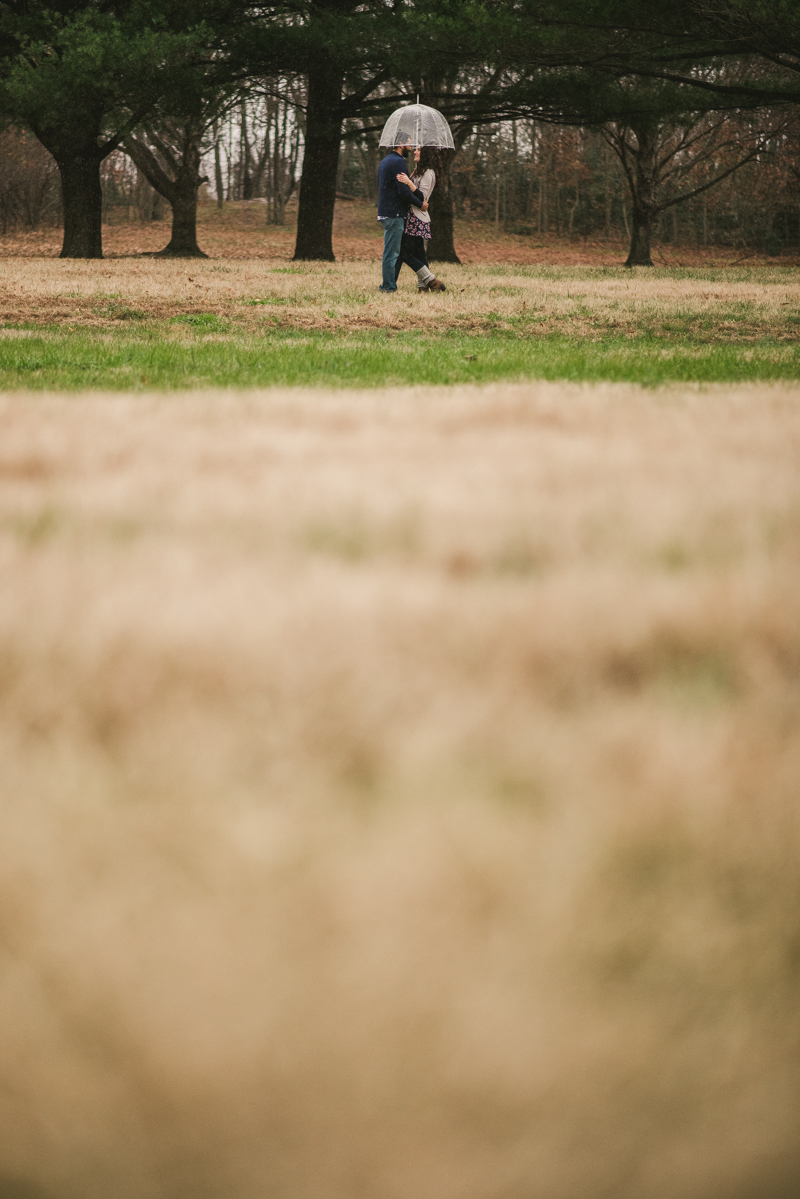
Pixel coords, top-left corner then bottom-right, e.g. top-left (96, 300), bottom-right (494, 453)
top-left (2, 379), bottom-right (800, 1199)
top-left (2, 221), bottom-right (800, 1199)
top-left (1, 255), bottom-right (800, 389)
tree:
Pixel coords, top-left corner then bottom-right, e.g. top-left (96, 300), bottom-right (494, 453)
top-left (451, 39), bottom-right (793, 263)
top-left (605, 108), bottom-right (791, 265)
top-left (122, 58), bottom-right (240, 257)
top-left (242, 0), bottom-right (419, 260)
top-left (0, 0), bottom-right (228, 257)
top-left (290, 1), bottom-right (405, 261)
top-left (420, 66), bottom-right (508, 263)
top-left (422, 0), bottom-right (800, 264)
top-left (124, 119), bottom-right (212, 257)
top-left (293, 55), bottom-right (345, 259)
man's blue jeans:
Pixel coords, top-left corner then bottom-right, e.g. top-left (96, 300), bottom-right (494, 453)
top-left (380, 217), bottom-right (405, 290)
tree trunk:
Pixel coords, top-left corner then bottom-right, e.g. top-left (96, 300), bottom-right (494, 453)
top-left (124, 128), bottom-right (207, 257)
top-left (293, 61), bottom-right (344, 261)
top-left (56, 152), bottom-right (104, 258)
top-left (427, 150), bottom-right (461, 264)
top-left (604, 143), bottom-right (612, 238)
top-left (625, 207), bottom-right (654, 266)
top-left (155, 183), bottom-right (207, 257)
top-left (624, 125), bottom-right (657, 267)
top-left (240, 102), bottom-right (254, 200)
top-left (213, 124), bottom-right (224, 210)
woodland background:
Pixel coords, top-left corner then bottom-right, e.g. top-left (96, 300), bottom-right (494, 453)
top-left (2, 1), bottom-right (800, 265)
top-left (2, 95), bottom-right (799, 260)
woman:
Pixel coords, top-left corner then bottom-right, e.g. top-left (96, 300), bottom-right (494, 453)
top-left (395, 147), bottom-right (446, 293)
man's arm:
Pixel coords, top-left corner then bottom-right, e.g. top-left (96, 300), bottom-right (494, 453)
top-left (395, 174), bottom-right (425, 208)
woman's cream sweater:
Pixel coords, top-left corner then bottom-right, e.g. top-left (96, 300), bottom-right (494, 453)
top-left (410, 168), bottom-right (436, 224)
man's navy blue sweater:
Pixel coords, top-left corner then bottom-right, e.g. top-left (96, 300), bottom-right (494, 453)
top-left (377, 151), bottom-right (424, 219)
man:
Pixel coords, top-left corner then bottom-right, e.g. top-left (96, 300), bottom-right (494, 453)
top-left (377, 143), bottom-right (438, 293)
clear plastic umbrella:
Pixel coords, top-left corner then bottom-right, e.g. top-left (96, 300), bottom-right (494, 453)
top-left (379, 102), bottom-right (454, 150)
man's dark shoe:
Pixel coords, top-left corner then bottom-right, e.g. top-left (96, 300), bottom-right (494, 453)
top-left (378, 285), bottom-right (396, 293)
top-left (426, 278), bottom-right (446, 292)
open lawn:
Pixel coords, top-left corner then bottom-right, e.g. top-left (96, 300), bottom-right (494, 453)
top-left (0, 254), bottom-right (799, 388)
top-left (2, 381), bottom-right (800, 1199)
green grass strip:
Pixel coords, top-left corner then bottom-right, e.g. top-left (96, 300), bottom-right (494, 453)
top-left (1, 329), bottom-right (798, 390)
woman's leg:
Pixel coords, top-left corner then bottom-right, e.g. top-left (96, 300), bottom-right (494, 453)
top-left (412, 233), bottom-right (444, 291)
top-left (399, 233), bottom-right (426, 273)
top-left (394, 234), bottom-right (423, 282)
top-left (396, 233), bottom-right (435, 289)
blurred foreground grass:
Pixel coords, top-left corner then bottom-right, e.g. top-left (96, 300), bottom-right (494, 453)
top-left (1, 381), bottom-right (799, 1199)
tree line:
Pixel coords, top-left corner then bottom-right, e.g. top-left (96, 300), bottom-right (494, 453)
top-left (0, 0), bottom-right (798, 265)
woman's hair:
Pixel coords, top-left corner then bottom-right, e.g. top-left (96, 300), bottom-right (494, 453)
top-left (417, 147), bottom-right (443, 177)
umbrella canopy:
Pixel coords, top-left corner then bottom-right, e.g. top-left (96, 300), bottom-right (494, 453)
top-left (379, 103), bottom-right (454, 150)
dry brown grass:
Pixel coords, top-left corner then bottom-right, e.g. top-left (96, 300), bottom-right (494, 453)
top-left (4, 197), bottom-right (798, 267)
top-left (1, 381), bottom-right (799, 1199)
top-left (1, 252), bottom-right (800, 341)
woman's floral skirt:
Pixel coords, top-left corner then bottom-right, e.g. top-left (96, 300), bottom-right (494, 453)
top-left (405, 211), bottom-right (431, 239)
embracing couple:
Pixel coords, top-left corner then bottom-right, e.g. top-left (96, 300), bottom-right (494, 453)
top-left (377, 142), bottom-right (446, 294)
